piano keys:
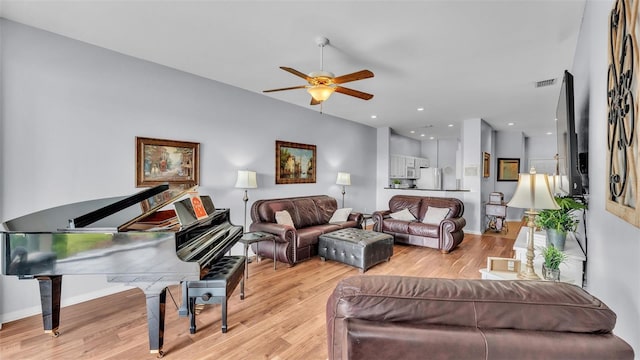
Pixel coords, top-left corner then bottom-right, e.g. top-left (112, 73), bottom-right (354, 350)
top-left (1, 184), bottom-right (243, 357)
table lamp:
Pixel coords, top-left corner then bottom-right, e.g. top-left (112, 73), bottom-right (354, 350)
top-left (234, 170), bottom-right (258, 233)
top-left (507, 167), bottom-right (559, 279)
top-left (336, 172), bottom-right (351, 208)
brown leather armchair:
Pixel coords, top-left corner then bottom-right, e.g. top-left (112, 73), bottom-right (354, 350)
top-left (327, 275), bottom-right (634, 360)
top-left (249, 195), bottom-right (363, 266)
top-left (373, 195), bottom-right (465, 253)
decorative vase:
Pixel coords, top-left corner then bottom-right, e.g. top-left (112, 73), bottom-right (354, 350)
top-left (545, 228), bottom-right (567, 251)
top-left (542, 264), bottom-right (560, 281)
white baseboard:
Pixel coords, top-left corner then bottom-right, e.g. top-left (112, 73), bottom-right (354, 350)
top-left (0, 284), bottom-right (132, 326)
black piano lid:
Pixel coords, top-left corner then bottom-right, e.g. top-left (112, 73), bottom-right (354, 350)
top-left (70, 184), bottom-right (169, 228)
top-left (2, 184), bottom-right (197, 232)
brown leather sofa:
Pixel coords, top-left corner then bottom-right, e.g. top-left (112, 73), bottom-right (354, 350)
top-left (372, 195), bottom-right (465, 253)
top-left (327, 275), bottom-right (634, 360)
top-left (249, 195), bottom-right (363, 266)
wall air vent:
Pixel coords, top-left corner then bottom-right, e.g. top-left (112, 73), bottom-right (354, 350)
top-left (535, 78), bottom-right (557, 88)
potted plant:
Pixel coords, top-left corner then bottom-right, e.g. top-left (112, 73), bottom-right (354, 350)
top-left (391, 179), bottom-right (401, 188)
top-left (534, 196), bottom-right (586, 250)
top-left (540, 245), bottom-right (567, 281)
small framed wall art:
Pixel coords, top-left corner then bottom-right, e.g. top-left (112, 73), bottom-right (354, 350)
top-left (497, 158), bottom-right (520, 182)
top-left (483, 152), bottom-right (490, 178)
top-left (275, 140), bottom-right (316, 184)
top-left (136, 136), bottom-right (200, 187)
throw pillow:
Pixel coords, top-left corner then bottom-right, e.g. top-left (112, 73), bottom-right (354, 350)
top-left (275, 210), bottom-right (295, 228)
top-left (422, 207), bottom-right (450, 225)
top-left (329, 208), bottom-right (352, 224)
top-left (389, 208), bottom-right (416, 221)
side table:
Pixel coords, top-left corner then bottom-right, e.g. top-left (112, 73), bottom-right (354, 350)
top-left (238, 231), bottom-right (277, 280)
top-left (485, 202), bottom-right (508, 233)
top-left (361, 213), bottom-right (373, 230)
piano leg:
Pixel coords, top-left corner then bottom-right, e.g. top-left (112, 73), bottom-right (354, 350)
top-left (36, 275), bottom-right (62, 337)
top-left (178, 281), bottom-right (189, 317)
top-left (145, 289), bottom-right (166, 357)
top-left (188, 297), bottom-right (197, 334)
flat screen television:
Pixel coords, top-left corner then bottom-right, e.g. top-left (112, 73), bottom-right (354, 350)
top-left (556, 70), bottom-right (583, 196)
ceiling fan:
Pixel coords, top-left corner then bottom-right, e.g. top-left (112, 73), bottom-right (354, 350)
top-left (263, 37), bottom-right (374, 105)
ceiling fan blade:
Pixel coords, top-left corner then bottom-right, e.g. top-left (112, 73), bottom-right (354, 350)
top-left (333, 70), bottom-right (374, 84)
top-left (280, 67), bottom-right (311, 81)
top-left (263, 85), bottom-right (308, 93)
top-left (310, 97), bottom-right (322, 106)
top-left (335, 86), bottom-right (374, 100)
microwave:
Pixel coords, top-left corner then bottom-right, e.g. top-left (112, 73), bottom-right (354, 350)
top-left (406, 167), bottom-right (416, 178)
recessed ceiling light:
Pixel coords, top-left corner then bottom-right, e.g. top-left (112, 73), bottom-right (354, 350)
top-left (429, 136), bottom-right (435, 140)
top-left (508, 122), bottom-right (515, 126)
top-left (546, 132), bottom-right (553, 135)
top-left (417, 107), bottom-right (424, 111)
top-left (448, 124), bottom-right (454, 127)
top-left (420, 134), bottom-right (425, 137)
top-left (371, 115), bottom-right (377, 119)
top-left (554, 118), bottom-right (558, 121)
top-left (410, 130), bottom-right (415, 134)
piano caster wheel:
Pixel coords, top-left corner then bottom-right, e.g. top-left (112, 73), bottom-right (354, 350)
top-left (240, 294), bottom-right (244, 300)
top-left (190, 328), bottom-right (196, 334)
top-left (222, 326), bottom-right (227, 334)
top-left (156, 350), bottom-right (164, 358)
top-left (47, 330), bottom-right (60, 338)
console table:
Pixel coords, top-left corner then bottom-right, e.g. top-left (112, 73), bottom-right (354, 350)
top-left (480, 226), bottom-right (586, 287)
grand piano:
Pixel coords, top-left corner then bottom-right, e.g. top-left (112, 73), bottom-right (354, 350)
top-left (1, 184), bottom-right (243, 356)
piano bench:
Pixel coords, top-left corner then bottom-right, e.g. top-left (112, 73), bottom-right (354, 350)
top-left (180, 255), bottom-right (246, 334)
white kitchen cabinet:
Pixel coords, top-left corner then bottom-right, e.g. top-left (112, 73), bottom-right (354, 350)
top-left (390, 155), bottom-right (406, 178)
top-left (405, 156), bottom-right (415, 168)
top-left (417, 157), bottom-right (430, 168)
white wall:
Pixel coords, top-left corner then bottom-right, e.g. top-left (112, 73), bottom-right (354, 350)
top-left (0, 19), bottom-right (377, 323)
top-left (389, 132), bottom-right (421, 156)
top-left (460, 118), bottom-right (487, 234)
top-left (420, 139), bottom-right (438, 165)
top-left (494, 131), bottom-right (525, 220)
top-left (436, 139), bottom-right (458, 190)
top-left (574, 1), bottom-right (640, 353)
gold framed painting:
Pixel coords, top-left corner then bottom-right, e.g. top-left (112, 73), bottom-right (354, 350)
top-left (483, 152), bottom-right (490, 178)
top-left (136, 137), bottom-right (200, 187)
top-left (275, 140), bottom-right (316, 184)
top-left (497, 158), bottom-right (520, 182)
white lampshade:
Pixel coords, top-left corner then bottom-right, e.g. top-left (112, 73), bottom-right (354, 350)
top-left (234, 170), bottom-right (257, 189)
top-left (307, 85), bottom-right (335, 102)
top-left (336, 172), bottom-right (351, 186)
top-left (507, 168), bottom-right (559, 210)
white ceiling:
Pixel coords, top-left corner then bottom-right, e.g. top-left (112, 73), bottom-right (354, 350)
top-left (0, 0), bottom-right (586, 141)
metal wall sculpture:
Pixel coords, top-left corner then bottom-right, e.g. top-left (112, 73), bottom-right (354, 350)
top-left (607, 0), bottom-right (640, 227)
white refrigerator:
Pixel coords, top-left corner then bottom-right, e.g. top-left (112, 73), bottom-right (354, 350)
top-left (416, 168), bottom-right (442, 190)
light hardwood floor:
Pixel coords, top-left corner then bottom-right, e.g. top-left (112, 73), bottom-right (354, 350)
top-left (0, 228), bottom-right (518, 360)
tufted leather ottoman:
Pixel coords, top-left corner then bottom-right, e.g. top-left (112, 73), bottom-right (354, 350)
top-left (319, 228), bottom-right (393, 273)
top-left (178, 256), bottom-right (245, 334)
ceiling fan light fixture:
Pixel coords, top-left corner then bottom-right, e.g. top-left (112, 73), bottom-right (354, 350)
top-left (307, 85), bottom-right (335, 102)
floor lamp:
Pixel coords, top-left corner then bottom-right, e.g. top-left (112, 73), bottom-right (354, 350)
top-left (234, 170), bottom-right (257, 233)
top-left (507, 167), bottom-right (559, 280)
top-left (336, 172), bottom-right (351, 208)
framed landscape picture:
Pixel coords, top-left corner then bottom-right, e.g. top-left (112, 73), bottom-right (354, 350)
top-left (483, 152), bottom-right (490, 178)
top-left (136, 137), bottom-right (200, 187)
top-left (497, 158), bottom-right (520, 181)
top-left (275, 140), bottom-right (316, 184)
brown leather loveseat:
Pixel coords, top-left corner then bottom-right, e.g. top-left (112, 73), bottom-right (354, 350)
top-left (326, 275), bottom-right (634, 360)
top-left (250, 195), bottom-right (363, 266)
top-left (372, 195), bottom-right (465, 253)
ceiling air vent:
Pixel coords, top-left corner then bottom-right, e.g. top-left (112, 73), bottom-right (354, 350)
top-left (535, 78), bottom-right (556, 88)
